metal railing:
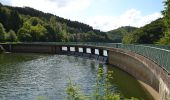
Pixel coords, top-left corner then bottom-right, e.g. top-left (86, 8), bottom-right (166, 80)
top-left (116, 44), bottom-right (170, 74)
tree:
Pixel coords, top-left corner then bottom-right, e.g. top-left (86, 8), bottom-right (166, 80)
top-left (17, 17), bottom-right (48, 41)
top-left (47, 16), bottom-right (63, 41)
top-left (29, 24), bottom-right (47, 41)
top-left (0, 7), bottom-right (22, 33)
top-left (8, 10), bottom-right (23, 32)
top-left (0, 23), bottom-right (6, 42)
top-left (159, 0), bottom-right (170, 44)
top-left (6, 30), bottom-right (18, 42)
top-left (1, 5), bottom-right (108, 42)
top-left (17, 28), bottom-right (32, 42)
top-left (61, 28), bottom-right (70, 42)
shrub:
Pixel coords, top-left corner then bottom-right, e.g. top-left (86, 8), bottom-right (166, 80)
top-left (65, 67), bottom-right (139, 100)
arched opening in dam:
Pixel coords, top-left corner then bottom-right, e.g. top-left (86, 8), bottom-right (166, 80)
top-left (0, 53), bottom-right (153, 100)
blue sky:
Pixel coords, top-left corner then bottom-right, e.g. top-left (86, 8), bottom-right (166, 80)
top-left (0, 0), bottom-right (164, 31)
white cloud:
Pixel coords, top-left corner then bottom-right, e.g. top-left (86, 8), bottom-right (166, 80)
top-left (10, 0), bottom-right (91, 17)
top-left (81, 9), bottom-right (163, 32)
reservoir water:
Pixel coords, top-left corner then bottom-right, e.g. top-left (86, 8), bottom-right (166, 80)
top-left (0, 53), bottom-right (153, 100)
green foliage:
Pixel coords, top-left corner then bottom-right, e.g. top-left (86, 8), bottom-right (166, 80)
top-left (65, 67), bottom-right (139, 100)
top-left (65, 79), bottom-right (86, 100)
top-left (0, 4), bottom-right (107, 42)
top-left (122, 33), bottom-right (137, 44)
top-left (17, 17), bottom-right (48, 41)
top-left (6, 30), bottom-right (18, 42)
top-left (0, 23), bottom-right (6, 42)
top-left (158, 0), bottom-right (170, 44)
top-left (0, 7), bottom-right (22, 32)
top-left (17, 27), bottom-right (32, 41)
top-left (107, 26), bottom-right (137, 43)
top-left (8, 10), bottom-right (23, 32)
top-left (36, 96), bottom-right (46, 100)
top-left (159, 34), bottom-right (170, 44)
top-left (123, 18), bottom-right (165, 44)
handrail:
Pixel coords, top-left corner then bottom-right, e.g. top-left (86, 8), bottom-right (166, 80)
top-left (116, 44), bottom-right (170, 74)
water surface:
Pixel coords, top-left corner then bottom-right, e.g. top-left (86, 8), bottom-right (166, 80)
top-left (0, 53), bottom-right (153, 100)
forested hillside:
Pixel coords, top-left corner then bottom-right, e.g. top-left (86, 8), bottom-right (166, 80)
top-left (122, 18), bottom-right (165, 44)
top-left (122, 0), bottom-right (170, 44)
top-left (107, 26), bottom-right (137, 43)
top-left (0, 3), bottom-right (108, 42)
top-left (1, 0), bottom-right (170, 44)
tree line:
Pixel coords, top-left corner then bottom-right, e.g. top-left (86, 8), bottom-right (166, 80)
top-left (0, 3), bottom-right (109, 43)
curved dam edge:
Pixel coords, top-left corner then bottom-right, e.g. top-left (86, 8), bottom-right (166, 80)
top-left (0, 43), bottom-right (170, 100)
top-left (138, 80), bottom-right (159, 100)
top-left (107, 47), bottom-right (170, 100)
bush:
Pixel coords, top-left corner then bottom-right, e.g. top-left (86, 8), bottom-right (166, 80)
top-left (65, 67), bottom-right (139, 100)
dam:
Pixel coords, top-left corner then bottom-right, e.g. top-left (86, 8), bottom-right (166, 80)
top-left (0, 42), bottom-right (170, 100)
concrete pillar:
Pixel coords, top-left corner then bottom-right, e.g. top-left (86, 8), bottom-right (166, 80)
top-left (51, 46), bottom-right (56, 54)
top-left (9, 44), bottom-right (12, 52)
top-left (91, 48), bottom-right (95, 55)
top-left (55, 46), bottom-right (61, 54)
top-left (99, 49), bottom-right (103, 56)
top-left (67, 46), bottom-right (70, 52)
top-left (83, 47), bottom-right (86, 53)
top-left (75, 46), bottom-right (79, 52)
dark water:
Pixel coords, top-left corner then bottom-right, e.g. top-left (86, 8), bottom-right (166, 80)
top-left (0, 53), bottom-right (153, 100)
